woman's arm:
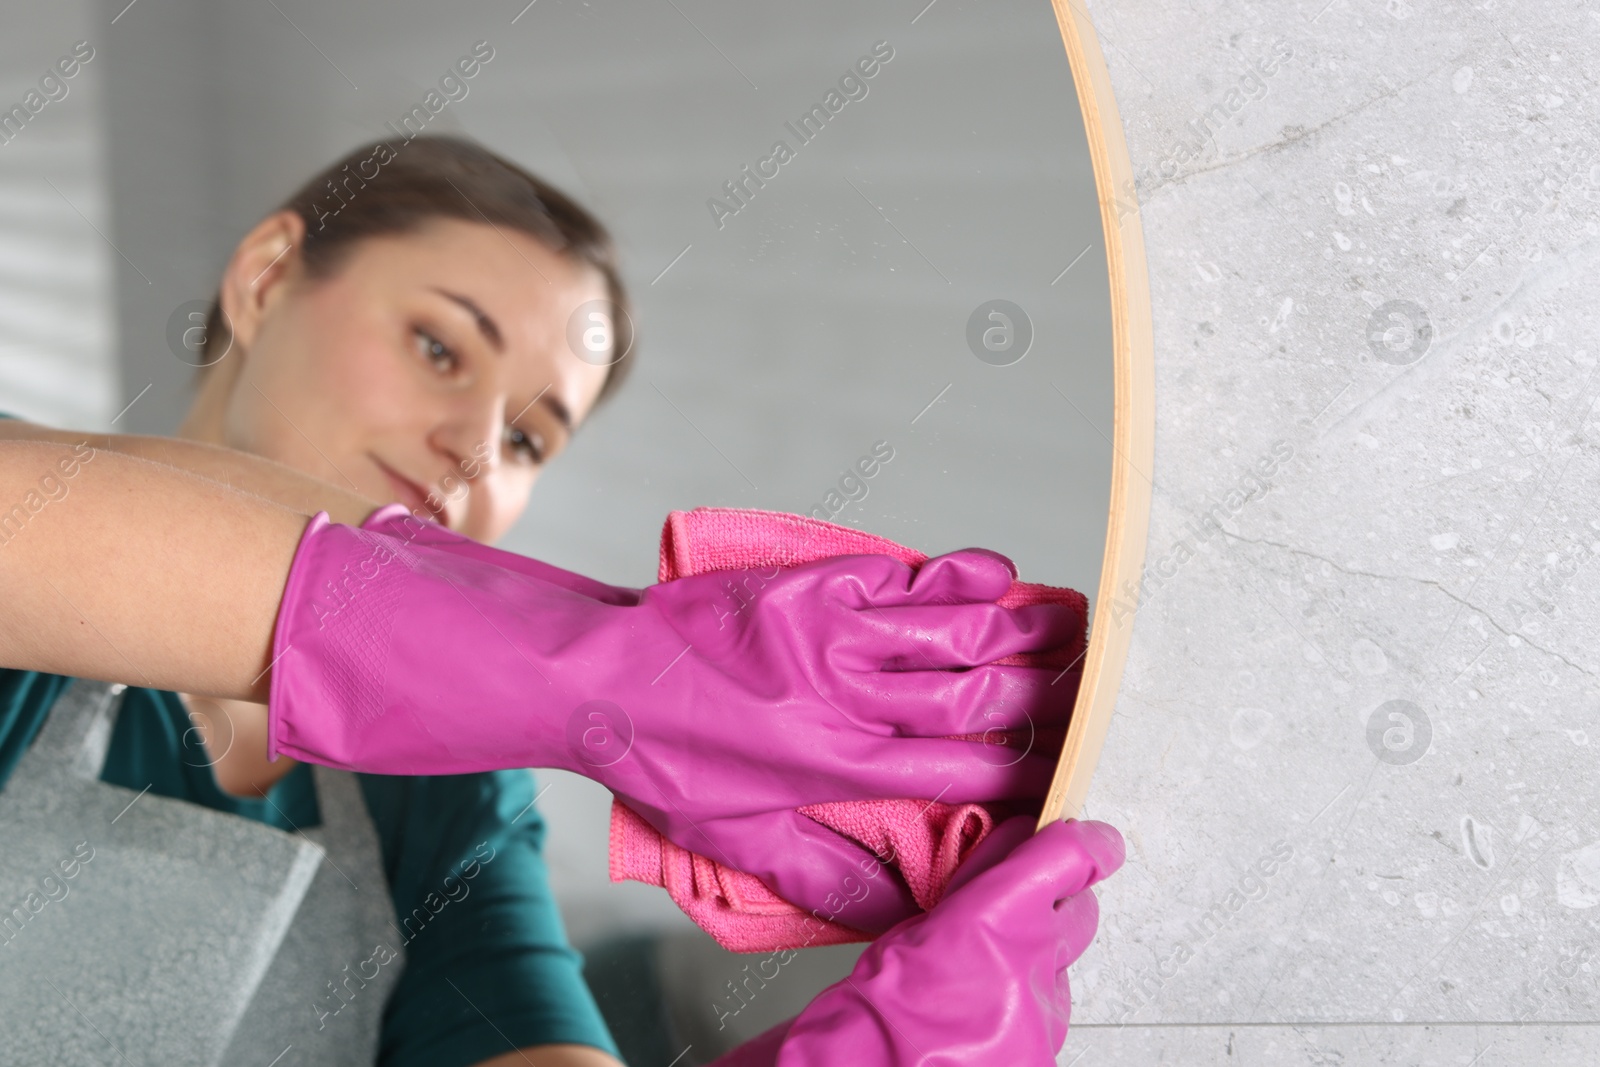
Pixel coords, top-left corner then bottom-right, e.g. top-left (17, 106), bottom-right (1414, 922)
top-left (0, 419), bottom-right (381, 526)
top-left (0, 439), bottom-right (315, 702)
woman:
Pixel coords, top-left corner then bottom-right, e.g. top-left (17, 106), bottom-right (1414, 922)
top-left (0, 135), bottom-right (1118, 1065)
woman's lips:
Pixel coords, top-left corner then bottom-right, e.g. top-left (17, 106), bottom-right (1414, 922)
top-left (372, 457), bottom-right (435, 518)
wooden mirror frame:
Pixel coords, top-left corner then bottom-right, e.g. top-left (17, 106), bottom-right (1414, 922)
top-left (1037, 0), bottom-right (1154, 826)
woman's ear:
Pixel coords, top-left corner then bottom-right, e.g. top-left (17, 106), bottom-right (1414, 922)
top-left (217, 210), bottom-right (308, 355)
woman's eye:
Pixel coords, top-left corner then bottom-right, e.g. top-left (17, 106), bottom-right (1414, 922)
top-left (506, 426), bottom-right (546, 464)
top-left (414, 330), bottom-right (458, 373)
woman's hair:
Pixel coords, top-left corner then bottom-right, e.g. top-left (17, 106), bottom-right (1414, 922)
top-left (198, 133), bottom-right (635, 408)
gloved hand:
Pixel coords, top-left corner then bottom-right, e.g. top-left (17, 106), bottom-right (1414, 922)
top-left (270, 505), bottom-right (1083, 930)
top-left (711, 817), bottom-right (1124, 1067)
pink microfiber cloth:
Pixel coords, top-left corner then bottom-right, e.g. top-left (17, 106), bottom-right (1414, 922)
top-left (608, 507), bottom-right (1088, 952)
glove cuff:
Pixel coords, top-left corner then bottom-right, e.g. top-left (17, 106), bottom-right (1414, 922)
top-left (268, 510), bottom-right (424, 764)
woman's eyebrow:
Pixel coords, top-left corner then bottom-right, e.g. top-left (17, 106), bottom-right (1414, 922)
top-left (512, 384), bottom-right (574, 436)
top-left (542, 394), bottom-right (574, 435)
top-left (431, 288), bottom-right (504, 353)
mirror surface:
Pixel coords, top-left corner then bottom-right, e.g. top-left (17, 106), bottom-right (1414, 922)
top-left (1, 0), bottom-right (1112, 1059)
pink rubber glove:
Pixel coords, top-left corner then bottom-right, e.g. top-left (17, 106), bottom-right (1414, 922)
top-left (270, 506), bottom-right (1082, 931)
top-left (712, 817), bottom-right (1124, 1067)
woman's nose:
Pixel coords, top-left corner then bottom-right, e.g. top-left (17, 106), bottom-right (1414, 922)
top-left (423, 420), bottom-right (496, 515)
top-left (442, 395), bottom-right (507, 473)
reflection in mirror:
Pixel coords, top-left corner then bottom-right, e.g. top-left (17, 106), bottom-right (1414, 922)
top-left (0, 1), bottom-right (1112, 1063)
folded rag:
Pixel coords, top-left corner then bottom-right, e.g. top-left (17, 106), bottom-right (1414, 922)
top-left (608, 507), bottom-right (1087, 952)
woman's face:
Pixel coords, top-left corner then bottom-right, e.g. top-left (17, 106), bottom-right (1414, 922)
top-left (201, 214), bottom-right (614, 543)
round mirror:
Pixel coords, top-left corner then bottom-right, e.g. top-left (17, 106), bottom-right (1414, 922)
top-left (2, 1), bottom-right (1130, 1061)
